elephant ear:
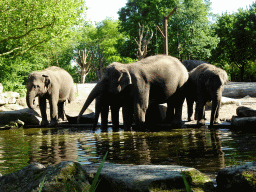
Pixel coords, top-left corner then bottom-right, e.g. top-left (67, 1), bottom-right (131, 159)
top-left (42, 75), bottom-right (50, 88)
top-left (118, 68), bottom-right (132, 92)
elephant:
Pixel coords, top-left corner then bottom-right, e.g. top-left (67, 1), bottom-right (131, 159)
top-left (182, 60), bottom-right (208, 72)
top-left (93, 92), bottom-right (127, 132)
top-left (26, 66), bottom-right (75, 126)
top-left (185, 63), bottom-right (229, 126)
top-left (77, 55), bottom-right (189, 131)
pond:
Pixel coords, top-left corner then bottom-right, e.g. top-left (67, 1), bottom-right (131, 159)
top-left (0, 127), bottom-right (256, 180)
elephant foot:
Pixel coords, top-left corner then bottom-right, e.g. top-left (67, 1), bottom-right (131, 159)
top-left (41, 120), bottom-right (49, 127)
top-left (49, 119), bottom-right (58, 127)
top-left (197, 119), bottom-right (206, 127)
top-left (171, 119), bottom-right (183, 127)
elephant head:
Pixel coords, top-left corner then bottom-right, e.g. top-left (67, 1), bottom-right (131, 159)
top-left (77, 63), bottom-right (132, 123)
top-left (26, 72), bottom-right (50, 109)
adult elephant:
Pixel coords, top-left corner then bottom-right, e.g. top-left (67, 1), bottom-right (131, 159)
top-left (186, 63), bottom-right (229, 126)
top-left (26, 66), bottom-right (75, 126)
top-left (77, 55), bottom-right (188, 131)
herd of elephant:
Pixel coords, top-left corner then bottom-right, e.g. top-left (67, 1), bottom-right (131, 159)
top-left (26, 55), bottom-right (228, 131)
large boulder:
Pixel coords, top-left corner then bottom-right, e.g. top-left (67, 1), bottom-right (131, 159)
top-left (83, 163), bottom-right (214, 192)
top-left (237, 106), bottom-right (256, 117)
top-left (0, 108), bottom-right (41, 126)
top-left (0, 161), bottom-right (90, 192)
top-left (216, 162), bottom-right (256, 191)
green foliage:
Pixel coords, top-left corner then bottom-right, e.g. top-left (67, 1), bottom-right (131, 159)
top-left (89, 151), bottom-right (108, 192)
top-left (169, 0), bottom-right (219, 60)
top-left (73, 19), bottom-right (136, 82)
top-left (118, 0), bottom-right (218, 60)
top-left (0, 0), bottom-right (85, 57)
top-left (211, 2), bottom-right (256, 81)
top-left (118, 0), bottom-right (178, 57)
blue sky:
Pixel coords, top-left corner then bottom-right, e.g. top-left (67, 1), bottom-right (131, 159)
top-left (85, 0), bottom-right (256, 23)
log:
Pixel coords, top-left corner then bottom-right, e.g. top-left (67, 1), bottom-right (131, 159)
top-left (223, 82), bottom-right (256, 98)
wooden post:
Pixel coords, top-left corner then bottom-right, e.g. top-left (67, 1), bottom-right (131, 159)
top-left (157, 7), bottom-right (177, 55)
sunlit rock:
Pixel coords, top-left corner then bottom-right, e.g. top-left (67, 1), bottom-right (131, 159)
top-left (83, 163), bottom-right (214, 191)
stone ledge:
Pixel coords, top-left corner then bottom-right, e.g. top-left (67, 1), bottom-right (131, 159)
top-left (83, 163), bottom-right (214, 192)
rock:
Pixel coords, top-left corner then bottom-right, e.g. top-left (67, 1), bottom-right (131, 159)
top-left (237, 106), bottom-right (256, 117)
top-left (216, 162), bottom-right (256, 191)
top-left (223, 82), bottom-right (256, 98)
top-left (0, 161), bottom-right (90, 192)
top-left (0, 108), bottom-right (41, 126)
top-left (231, 116), bottom-right (256, 127)
top-left (83, 163), bottom-right (214, 192)
top-left (66, 112), bottom-right (95, 124)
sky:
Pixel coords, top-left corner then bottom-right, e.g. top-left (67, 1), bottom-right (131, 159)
top-left (85, 0), bottom-right (256, 23)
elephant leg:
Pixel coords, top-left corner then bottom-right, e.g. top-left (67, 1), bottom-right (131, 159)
top-left (58, 102), bottom-right (65, 121)
top-left (187, 99), bottom-right (194, 121)
top-left (210, 94), bottom-right (221, 126)
top-left (49, 98), bottom-right (58, 127)
top-left (39, 97), bottom-right (48, 126)
top-left (122, 104), bottom-right (133, 131)
top-left (197, 99), bottom-right (207, 126)
top-left (165, 103), bottom-right (174, 123)
top-left (101, 103), bottom-right (109, 132)
top-left (111, 104), bottom-right (120, 132)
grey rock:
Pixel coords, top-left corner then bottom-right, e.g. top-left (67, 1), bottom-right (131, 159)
top-left (66, 112), bottom-right (95, 124)
top-left (231, 116), bottom-right (256, 127)
top-left (0, 161), bottom-right (90, 192)
top-left (217, 162), bottom-right (256, 191)
top-left (0, 108), bottom-right (41, 126)
top-left (237, 106), bottom-right (256, 117)
top-left (83, 163), bottom-right (214, 192)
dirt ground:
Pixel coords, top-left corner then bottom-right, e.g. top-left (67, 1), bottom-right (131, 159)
top-left (1, 83), bottom-right (256, 125)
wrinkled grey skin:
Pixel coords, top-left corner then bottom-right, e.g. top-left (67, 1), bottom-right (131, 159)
top-left (186, 63), bottom-right (229, 126)
top-left (182, 60), bottom-right (208, 72)
top-left (26, 66), bottom-right (75, 126)
top-left (78, 55), bottom-right (188, 131)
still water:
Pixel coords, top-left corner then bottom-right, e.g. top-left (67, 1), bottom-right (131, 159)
top-left (0, 127), bottom-right (256, 178)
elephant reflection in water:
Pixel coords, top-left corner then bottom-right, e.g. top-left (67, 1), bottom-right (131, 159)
top-left (78, 55), bottom-right (189, 131)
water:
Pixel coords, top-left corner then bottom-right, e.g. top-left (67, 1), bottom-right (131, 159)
top-left (0, 127), bottom-right (256, 179)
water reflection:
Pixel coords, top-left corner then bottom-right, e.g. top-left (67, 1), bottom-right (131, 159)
top-left (0, 127), bottom-right (256, 177)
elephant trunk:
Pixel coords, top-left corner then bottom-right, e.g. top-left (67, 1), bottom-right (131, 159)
top-left (77, 81), bottom-right (105, 123)
top-left (26, 91), bottom-right (37, 109)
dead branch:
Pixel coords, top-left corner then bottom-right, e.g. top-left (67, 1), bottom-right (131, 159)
top-left (135, 23), bottom-right (153, 61)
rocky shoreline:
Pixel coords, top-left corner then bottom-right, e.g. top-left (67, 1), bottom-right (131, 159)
top-left (0, 160), bottom-right (256, 191)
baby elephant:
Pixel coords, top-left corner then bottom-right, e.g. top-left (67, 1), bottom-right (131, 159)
top-left (186, 63), bottom-right (229, 126)
top-left (26, 66), bottom-right (75, 126)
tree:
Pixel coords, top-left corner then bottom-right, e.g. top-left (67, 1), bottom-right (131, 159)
top-left (73, 49), bottom-right (91, 84)
top-left (73, 19), bottom-right (136, 82)
top-left (134, 23), bottom-right (153, 60)
top-left (0, 0), bottom-right (85, 57)
top-left (118, 0), bottom-right (178, 57)
top-left (118, 0), bottom-right (218, 60)
top-left (168, 0), bottom-right (218, 60)
top-left (211, 3), bottom-right (256, 81)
